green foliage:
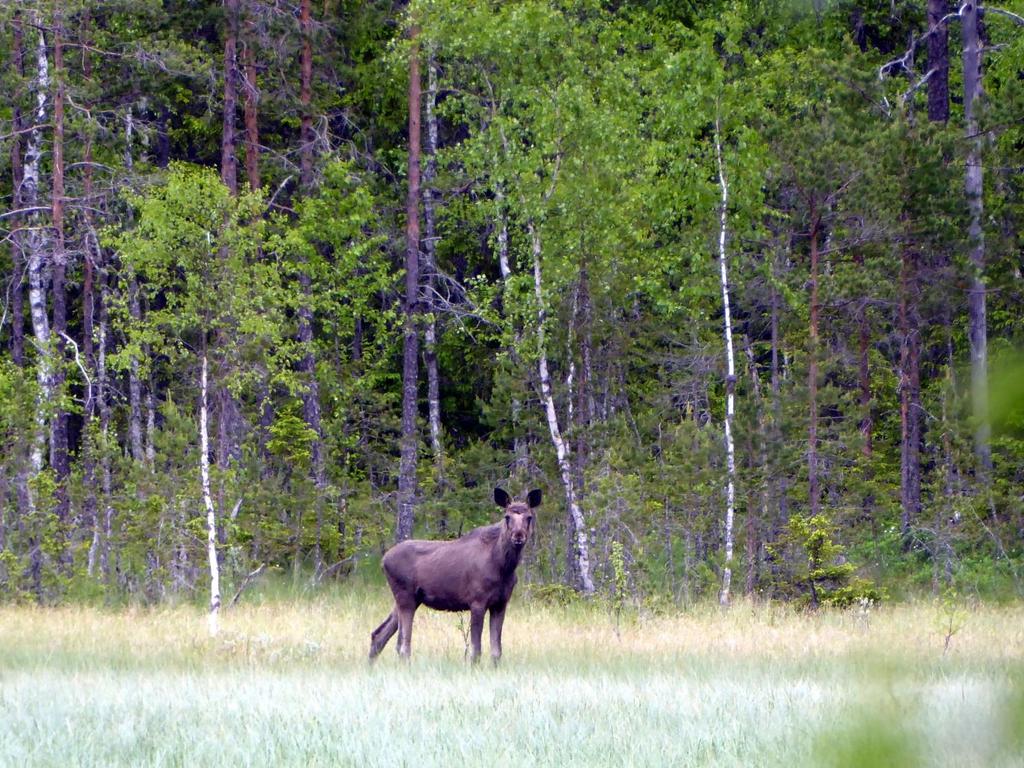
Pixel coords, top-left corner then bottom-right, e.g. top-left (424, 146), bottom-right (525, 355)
top-left (1, 0), bottom-right (1024, 606)
top-left (767, 514), bottom-right (885, 608)
top-left (267, 405), bottom-right (317, 469)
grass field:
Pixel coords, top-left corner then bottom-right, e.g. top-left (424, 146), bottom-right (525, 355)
top-left (1, 589), bottom-right (1021, 767)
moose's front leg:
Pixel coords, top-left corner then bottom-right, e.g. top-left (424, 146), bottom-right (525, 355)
top-left (489, 604), bottom-right (506, 665)
top-left (469, 605), bottom-right (486, 663)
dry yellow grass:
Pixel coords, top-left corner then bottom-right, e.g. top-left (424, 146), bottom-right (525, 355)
top-left (1, 594), bottom-right (1021, 668)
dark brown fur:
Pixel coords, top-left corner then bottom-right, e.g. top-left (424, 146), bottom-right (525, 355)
top-left (369, 488), bottom-right (540, 663)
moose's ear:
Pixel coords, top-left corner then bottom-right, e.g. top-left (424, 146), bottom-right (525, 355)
top-left (527, 489), bottom-right (542, 508)
top-left (494, 488), bottom-right (511, 508)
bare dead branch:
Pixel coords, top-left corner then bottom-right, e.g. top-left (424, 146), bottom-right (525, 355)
top-left (59, 331), bottom-right (93, 411)
top-left (229, 563), bottom-right (266, 607)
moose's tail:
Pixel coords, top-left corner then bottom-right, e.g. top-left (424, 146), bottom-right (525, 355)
top-left (368, 610), bottom-right (398, 662)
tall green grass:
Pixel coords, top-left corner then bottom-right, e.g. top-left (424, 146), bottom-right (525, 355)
top-left (0, 593), bottom-right (1021, 766)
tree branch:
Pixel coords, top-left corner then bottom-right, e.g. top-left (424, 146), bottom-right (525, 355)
top-left (984, 6), bottom-right (1024, 26)
top-left (59, 331), bottom-right (93, 411)
top-left (229, 563), bottom-right (266, 607)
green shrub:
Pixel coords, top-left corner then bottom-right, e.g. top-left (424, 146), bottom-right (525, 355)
top-left (767, 514), bottom-right (885, 608)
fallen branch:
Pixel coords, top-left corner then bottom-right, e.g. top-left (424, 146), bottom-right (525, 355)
top-left (230, 563), bottom-right (266, 607)
top-left (317, 555), bottom-right (356, 582)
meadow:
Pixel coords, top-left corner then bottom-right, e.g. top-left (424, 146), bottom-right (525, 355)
top-left (0, 587), bottom-right (1021, 767)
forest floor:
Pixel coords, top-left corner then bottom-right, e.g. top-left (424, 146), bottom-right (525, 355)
top-left (0, 590), bottom-right (1021, 767)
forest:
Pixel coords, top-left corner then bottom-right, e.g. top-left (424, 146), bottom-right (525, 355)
top-left (1, 0), bottom-right (1023, 614)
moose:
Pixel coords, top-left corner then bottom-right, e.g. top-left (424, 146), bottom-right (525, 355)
top-left (368, 487), bottom-right (541, 663)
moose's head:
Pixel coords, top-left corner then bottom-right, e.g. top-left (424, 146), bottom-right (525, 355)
top-left (494, 488), bottom-right (541, 547)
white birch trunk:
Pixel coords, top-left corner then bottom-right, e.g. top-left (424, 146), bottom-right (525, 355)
top-left (200, 353), bottom-right (221, 636)
top-left (25, 23), bottom-right (51, 478)
top-left (528, 221), bottom-right (595, 595)
top-left (715, 118), bottom-right (737, 607)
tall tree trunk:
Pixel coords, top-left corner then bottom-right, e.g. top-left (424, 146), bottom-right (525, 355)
top-left (200, 350), bottom-right (221, 637)
top-left (242, 8), bottom-right (260, 191)
top-left (495, 185), bottom-right (528, 477)
top-left (807, 210), bottom-right (821, 517)
top-left (855, 250), bottom-right (874, 520)
top-left (297, 0), bottom-right (326, 572)
top-left (927, 0), bottom-right (950, 123)
top-left (899, 247), bottom-right (922, 538)
top-left (856, 257), bottom-right (872, 459)
top-left (50, 7), bottom-right (70, 529)
top-left (128, 279), bottom-right (146, 463)
top-left (10, 11), bottom-right (26, 369)
top-left (96, 284), bottom-right (115, 582)
top-left (25, 19), bottom-right (51, 489)
top-left (742, 336), bottom-right (769, 597)
top-left (396, 23), bottom-right (421, 543)
top-left (770, 274), bottom-right (788, 524)
top-left (422, 50), bottom-right (446, 506)
top-left (714, 121), bottom-right (737, 607)
top-left (573, 266), bottom-right (594, 480)
top-left (528, 221), bottom-right (595, 595)
top-left (81, 8), bottom-right (100, 575)
top-left (9, 11), bottom-right (32, 528)
top-left (216, 0), bottom-right (243, 505)
top-left (299, 0), bottom-right (314, 189)
top-left (221, 0), bottom-right (240, 196)
top-left (961, 1), bottom-right (990, 471)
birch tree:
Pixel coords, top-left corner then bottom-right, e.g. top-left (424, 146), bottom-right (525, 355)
top-left (714, 115), bottom-right (737, 607)
top-left (110, 166), bottom-right (281, 623)
top-left (23, 14), bottom-right (51, 483)
top-left (200, 351), bottom-right (220, 636)
top-left (529, 220), bottom-right (595, 595)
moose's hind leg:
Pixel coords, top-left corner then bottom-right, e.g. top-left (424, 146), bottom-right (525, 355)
top-left (369, 610), bottom-right (398, 661)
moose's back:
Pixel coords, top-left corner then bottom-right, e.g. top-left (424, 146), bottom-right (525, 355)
top-left (382, 525), bottom-right (505, 612)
